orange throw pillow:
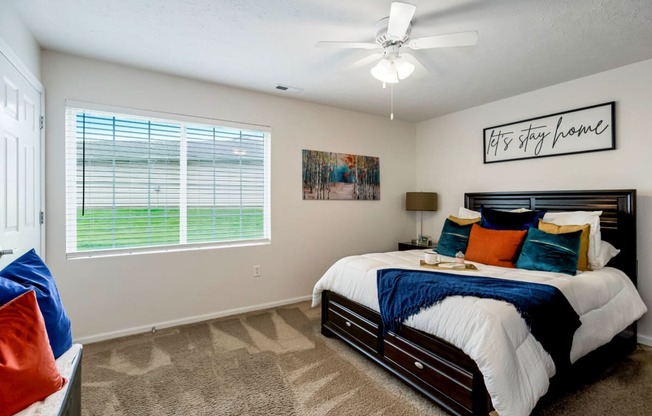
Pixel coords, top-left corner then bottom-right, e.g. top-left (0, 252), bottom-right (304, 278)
top-left (465, 224), bottom-right (527, 268)
top-left (0, 291), bottom-right (66, 416)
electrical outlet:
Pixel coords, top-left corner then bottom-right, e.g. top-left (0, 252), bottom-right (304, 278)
top-left (253, 265), bottom-right (261, 277)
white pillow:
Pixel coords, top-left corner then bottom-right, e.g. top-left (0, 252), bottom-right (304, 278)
top-left (592, 240), bottom-right (620, 269)
top-left (459, 207), bottom-right (533, 218)
top-left (542, 211), bottom-right (602, 269)
top-left (458, 207), bottom-right (481, 219)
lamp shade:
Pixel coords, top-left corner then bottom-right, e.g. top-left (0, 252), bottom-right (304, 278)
top-left (406, 192), bottom-right (438, 211)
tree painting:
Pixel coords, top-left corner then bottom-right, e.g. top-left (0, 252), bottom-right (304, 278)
top-left (302, 149), bottom-right (380, 200)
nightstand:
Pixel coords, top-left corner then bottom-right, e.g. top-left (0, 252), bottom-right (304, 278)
top-left (398, 242), bottom-right (437, 251)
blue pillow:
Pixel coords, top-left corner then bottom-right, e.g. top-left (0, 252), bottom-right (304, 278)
top-left (436, 219), bottom-right (474, 257)
top-left (480, 207), bottom-right (546, 230)
top-left (516, 227), bottom-right (582, 275)
top-left (0, 249), bottom-right (72, 358)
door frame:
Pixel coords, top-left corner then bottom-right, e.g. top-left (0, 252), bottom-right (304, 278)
top-left (0, 36), bottom-right (46, 259)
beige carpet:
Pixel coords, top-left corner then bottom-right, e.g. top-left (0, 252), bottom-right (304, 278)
top-left (81, 302), bottom-right (652, 415)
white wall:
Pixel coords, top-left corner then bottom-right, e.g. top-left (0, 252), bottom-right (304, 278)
top-left (416, 58), bottom-right (652, 344)
top-left (41, 51), bottom-right (416, 342)
top-left (0, 1), bottom-right (40, 77)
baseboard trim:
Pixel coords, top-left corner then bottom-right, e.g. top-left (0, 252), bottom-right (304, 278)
top-left (74, 296), bottom-right (652, 347)
top-left (74, 295), bottom-right (312, 344)
top-left (638, 333), bottom-right (652, 347)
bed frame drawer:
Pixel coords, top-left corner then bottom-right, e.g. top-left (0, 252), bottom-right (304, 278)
top-left (322, 292), bottom-right (381, 354)
top-left (321, 291), bottom-right (492, 415)
top-left (384, 332), bottom-right (475, 413)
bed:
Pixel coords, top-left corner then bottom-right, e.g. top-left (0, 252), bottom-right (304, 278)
top-left (312, 189), bottom-right (646, 416)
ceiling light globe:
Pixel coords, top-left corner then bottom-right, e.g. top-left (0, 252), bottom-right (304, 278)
top-left (394, 57), bottom-right (415, 79)
top-left (371, 59), bottom-right (399, 84)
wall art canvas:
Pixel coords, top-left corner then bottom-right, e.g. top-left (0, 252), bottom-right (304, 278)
top-left (483, 101), bottom-right (615, 163)
top-left (302, 149), bottom-right (380, 200)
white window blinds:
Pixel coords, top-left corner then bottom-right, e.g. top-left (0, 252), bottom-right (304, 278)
top-left (65, 103), bottom-right (270, 257)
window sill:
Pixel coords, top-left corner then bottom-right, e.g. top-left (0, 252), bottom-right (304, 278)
top-left (66, 239), bottom-right (271, 260)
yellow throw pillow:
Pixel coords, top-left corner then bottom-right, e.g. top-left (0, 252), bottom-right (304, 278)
top-left (538, 220), bottom-right (590, 271)
top-left (448, 215), bottom-right (481, 226)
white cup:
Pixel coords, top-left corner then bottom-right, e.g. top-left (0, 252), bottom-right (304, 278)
top-left (424, 252), bottom-right (440, 265)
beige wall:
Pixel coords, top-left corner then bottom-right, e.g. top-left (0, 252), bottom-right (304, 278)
top-left (41, 51), bottom-right (416, 341)
top-left (416, 58), bottom-right (652, 344)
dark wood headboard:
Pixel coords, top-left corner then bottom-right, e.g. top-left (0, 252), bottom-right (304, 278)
top-left (464, 190), bottom-right (637, 284)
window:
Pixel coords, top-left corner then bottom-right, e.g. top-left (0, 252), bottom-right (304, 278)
top-left (65, 102), bottom-right (270, 258)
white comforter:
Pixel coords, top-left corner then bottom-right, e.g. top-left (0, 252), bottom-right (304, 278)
top-left (311, 250), bottom-right (647, 416)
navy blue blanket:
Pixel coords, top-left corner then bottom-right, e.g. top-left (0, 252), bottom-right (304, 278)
top-left (377, 268), bottom-right (581, 371)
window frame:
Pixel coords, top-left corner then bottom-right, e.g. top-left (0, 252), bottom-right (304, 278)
top-left (64, 100), bottom-right (271, 259)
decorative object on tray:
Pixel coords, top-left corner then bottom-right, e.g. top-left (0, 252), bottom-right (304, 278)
top-left (483, 101), bottom-right (615, 164)
top-left (406, 191), bottom-right (437, 244)
top-left (423, 251), bottom-right (440, 265)
top-left (455, 251), bottom-right (465, 263)
top-left (302, 149), bottom-right (380, 200)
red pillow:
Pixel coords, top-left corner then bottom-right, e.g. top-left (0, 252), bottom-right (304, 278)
top-left (465, 224), bottom-right (527, 268)
top-left (0, 291), bottom-right (66, 416)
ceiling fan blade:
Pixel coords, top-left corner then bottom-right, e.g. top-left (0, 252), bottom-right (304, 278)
top-left (315, 41), bottom-right (379, 49)
top-left (341, 53), bottom-right (384, 72)
top-left (387, 2), bottom-right (417, 40)
top-left (407, 31), bottom-right (478, 50)
top-left (401, 52), bottom-right (429, 78)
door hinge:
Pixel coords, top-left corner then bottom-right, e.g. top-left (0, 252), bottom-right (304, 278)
top-left (40, 116), bottom-right (44, 130)
top-left (39, 211), bottom-right (44, 225)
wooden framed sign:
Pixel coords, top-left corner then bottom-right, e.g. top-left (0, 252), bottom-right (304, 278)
top-left (483, 102), bottom-right (615, 164)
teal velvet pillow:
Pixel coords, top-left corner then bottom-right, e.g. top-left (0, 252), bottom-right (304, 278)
top-left (516, 227), bottom-right (582, 275)
top-left (436, 219), bottom-right (474, 257)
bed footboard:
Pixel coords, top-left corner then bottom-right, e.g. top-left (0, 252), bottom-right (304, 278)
top-left (321, 290), bottom-right (492, 416)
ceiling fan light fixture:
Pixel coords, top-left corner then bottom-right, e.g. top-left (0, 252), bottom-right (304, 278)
top-left (393, 56), bottom-right (415, 79)
top-left (371, 58), bottom-right (399, 84)
top-left (371, 55), bottom-right (415, 83)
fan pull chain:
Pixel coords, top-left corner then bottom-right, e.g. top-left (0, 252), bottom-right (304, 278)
top-left (390, 84), bottom-right (394, 120)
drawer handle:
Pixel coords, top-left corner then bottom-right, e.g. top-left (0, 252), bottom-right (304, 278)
top-left (414, 361), bottom-right (424, 370)
top-left (345, 321), bottom-right (352, 327)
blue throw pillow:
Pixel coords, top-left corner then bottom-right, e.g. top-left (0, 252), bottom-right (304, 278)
top-left (516, 227), bottom-right (582, 275)
top-left (480, 207), bottom-right (546, 230)
top-left (0, 249), bottom-right (72, 358)
top-left (436, 219), bottom-right (474, 257)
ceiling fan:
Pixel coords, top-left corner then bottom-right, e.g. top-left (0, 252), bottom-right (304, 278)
top-left (316, 2), bottom-right (478, 84)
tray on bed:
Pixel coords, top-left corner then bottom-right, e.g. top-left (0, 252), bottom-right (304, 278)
top-left (419, 260), bottom-right (479, 271)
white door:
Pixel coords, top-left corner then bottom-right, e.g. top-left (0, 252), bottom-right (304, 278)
top-left (0, 50), bottom-right (42, 268)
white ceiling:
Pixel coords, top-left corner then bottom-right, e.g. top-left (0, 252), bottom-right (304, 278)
top-left (12, 0), bottom-right (652, 122)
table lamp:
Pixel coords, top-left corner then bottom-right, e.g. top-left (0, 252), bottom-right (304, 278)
top-left (406, 192), bottom-right (438, 245)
